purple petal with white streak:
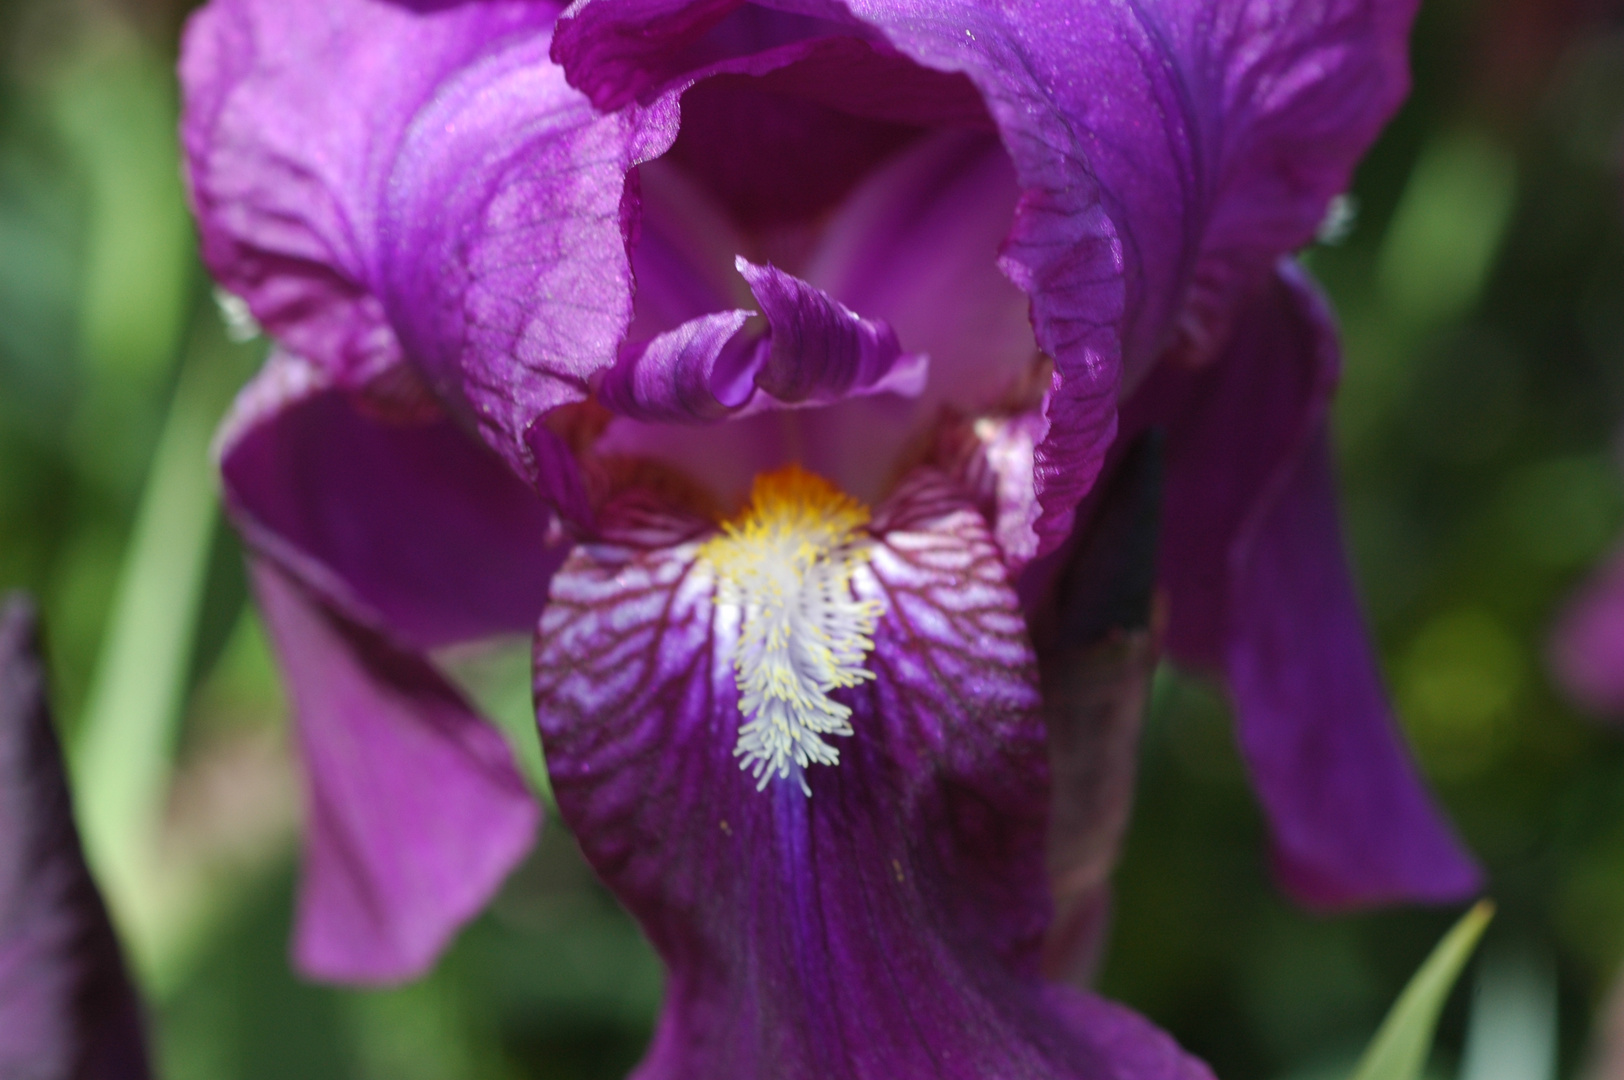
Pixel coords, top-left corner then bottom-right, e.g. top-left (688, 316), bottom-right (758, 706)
top-left (534, 469), bottom-right (1212, 1079)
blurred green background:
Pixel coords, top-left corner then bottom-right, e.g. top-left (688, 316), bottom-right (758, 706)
top-left (2, 0), bottom-right (1623, 1076)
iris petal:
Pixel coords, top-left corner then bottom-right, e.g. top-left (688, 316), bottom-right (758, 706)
top-left (1128, 262), bottom-right (1479, 907)
top-left (218, 356), bottom-right (556, 981)
top-left (253, 564), bottom-right (540, 983)
top-left (182, 0), bottom-right (680, 482)
top-left (534, 469), bottom-right (1209, 1078)
top-left (219, 352), bottom-right (565, 650)
top-left (598, 262), bottom-right (925, 426)
top-left (0, 596), bottom-right (151, 1078)
top-left (551, 0), bottom-right (1420, 551)
top-left (180, 0), bottom-right (558, 384)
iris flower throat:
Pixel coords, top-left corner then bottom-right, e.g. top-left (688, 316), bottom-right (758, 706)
top-left (701, 466), bottom-right (882, 793)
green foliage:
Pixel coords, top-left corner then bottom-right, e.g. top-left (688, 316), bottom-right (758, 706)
top-left (1348, 902), bottom-right (1494, 1080)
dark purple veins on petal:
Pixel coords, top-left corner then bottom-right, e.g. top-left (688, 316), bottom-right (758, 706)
top-left (533, 471), bottom-right (1213, 1079)
top-left (0, 594), bottom-right (151, 1080)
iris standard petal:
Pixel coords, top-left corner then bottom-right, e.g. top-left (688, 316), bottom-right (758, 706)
top-left (552, 1), bottom-right (870, 112)
top-left (378, 26), bottom-right (679, 481)
top-left (180, 0), bottom-right (558, 382)
top-left (533, 469), bottom-right (1211, 1079)
top-left (252, 564), bottom-right (540, 984)
top-left (1130, 262), bottom-right (1478, 908)
top-left (551, 0), bottom-right (1418, 552)
top-left (0, 596), bottom-right (151, 1079)
top-left (182, 0), bottom-right (680, 482)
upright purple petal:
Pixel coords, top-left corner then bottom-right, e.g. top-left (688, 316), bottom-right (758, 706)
top-left (835, 0), bottom-right (1419, 371)
top-left (534, 471), bottom-right (1213, 1079)
top-left (252, 564), bottom-right (540, 984)
top-left (180, 0), bottom-right (557, 383)
top-left (1131, 262), bottom-right (1478, 908)
top-left (0, 596), bottom-right (150, 1079)
top-left (1550, 545), bottom-right (1624, 717)
top-left (377, 28), bottom-right (679, 480)
top-left (182, 0), bottom-right (680, 481)
top-left (552, 2), bottom-right (873, 111)
top-left (551, 0), bottom-right (1419, 549)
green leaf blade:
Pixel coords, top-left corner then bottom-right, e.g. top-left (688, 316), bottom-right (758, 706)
top-left (1347, 900), bottom-right (1494, 1080)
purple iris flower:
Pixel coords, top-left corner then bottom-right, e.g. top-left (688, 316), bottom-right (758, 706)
top-left (178, 0), bottom-right (1480, 1069)
top-left (0, 595), bottom-right (151, 1079)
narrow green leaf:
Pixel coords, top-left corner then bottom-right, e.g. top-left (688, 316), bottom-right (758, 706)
top-left (71, 312), bottom-right (258, 983)
top-left (1348, 901), bottom-right (1495, 1080)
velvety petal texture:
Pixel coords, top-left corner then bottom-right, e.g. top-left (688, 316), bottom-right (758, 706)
top-left (219, 354), bottom-right (555, 982)
top-left (218, 352), bottom-right (564, 650)
top-left (182, 0), bottom-right (680, 480)
top-left (0, 595), bottom-right (151, 1079)
top-left (181, 0), bottom-right (557, 382)
top-left (534, 470), bottom-right (1212, 1078)
top-left (1126, 262), bottom-right (1479, 907)
top-left (253, 564), bottom-right (540, 984)
top-left (182, 0), bottom-right (1455, 1014)
top-left (1551, 545), bottom-right (1624, 716)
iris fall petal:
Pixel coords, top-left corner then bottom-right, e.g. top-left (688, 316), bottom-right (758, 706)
top-left (1129, 262), bottom-right (1478, 907)
top-left (534, 469), bottom-right (1211, 1078)
top-left (253, 563), bottom-right (541, 983)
